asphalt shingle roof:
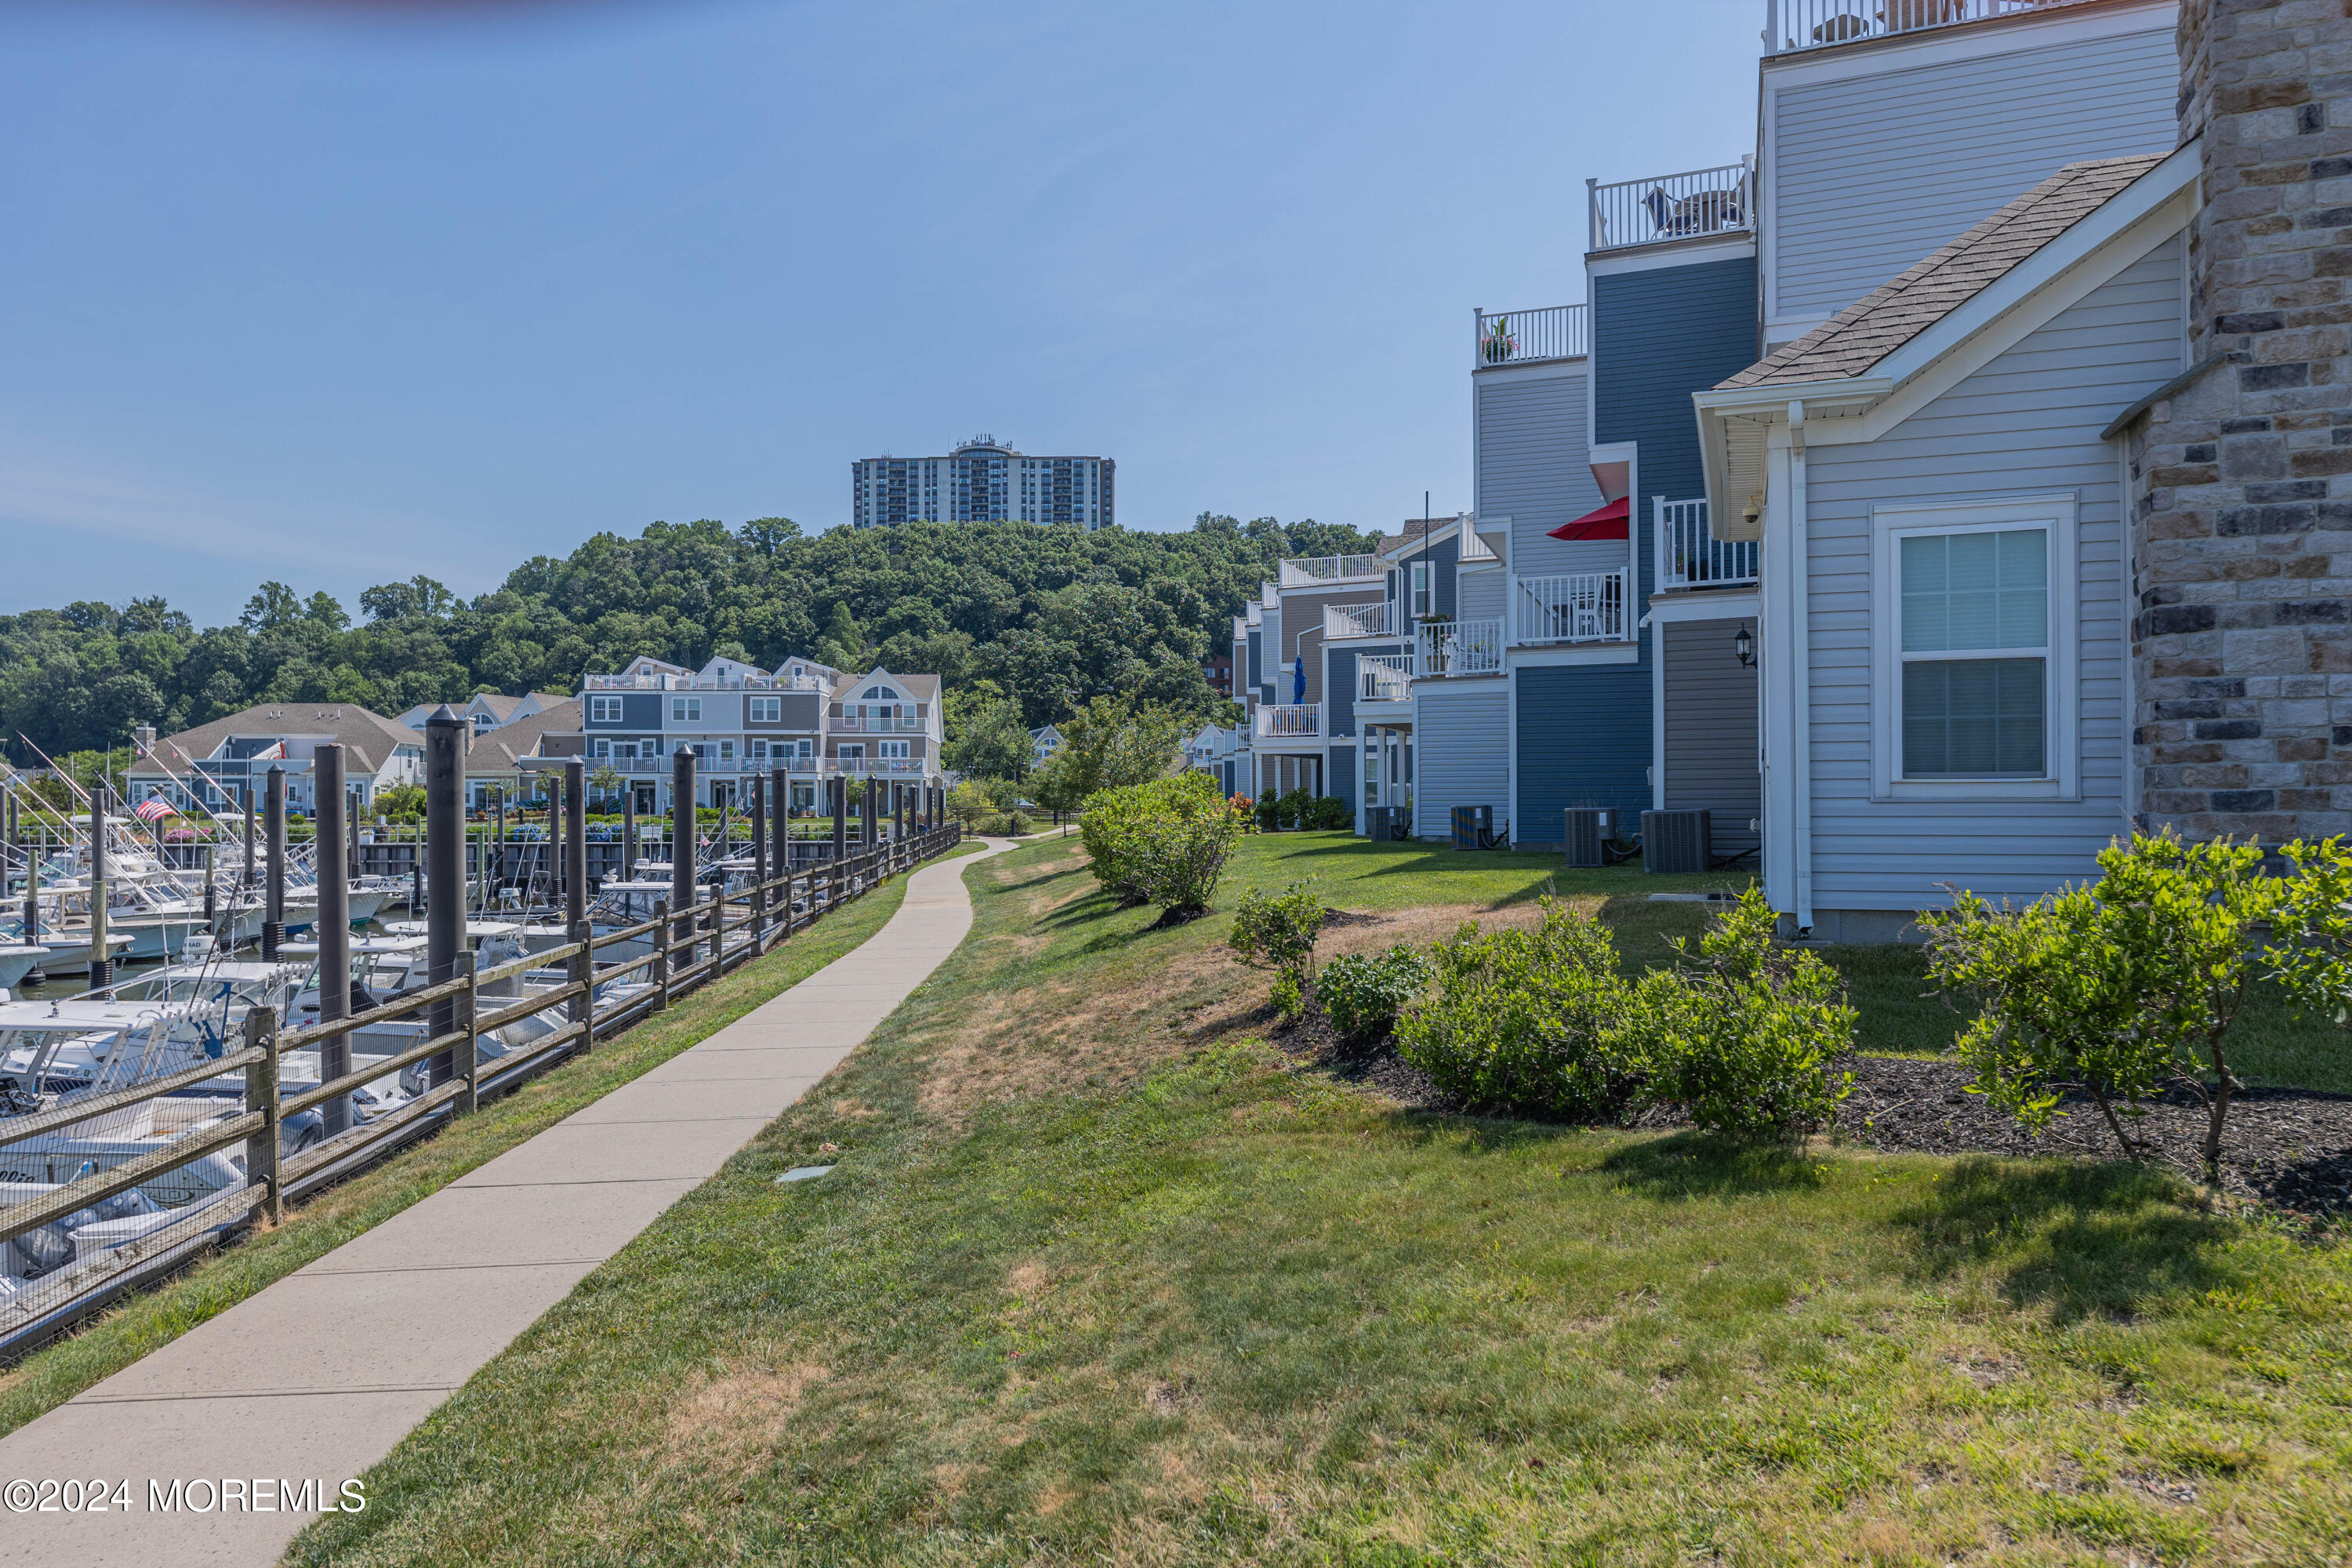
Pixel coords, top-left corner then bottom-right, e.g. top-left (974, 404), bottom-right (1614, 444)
top-left (136, 702), bottom-right (423, 775)
top-left (1719, 153), bottom-right (2168, 391)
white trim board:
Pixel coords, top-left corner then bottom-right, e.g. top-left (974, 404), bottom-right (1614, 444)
top-left (1506, 644), bottom-right (1641, 670)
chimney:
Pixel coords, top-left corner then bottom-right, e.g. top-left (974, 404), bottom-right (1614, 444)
top-left (2125, 0), bottom-right (2352, 843)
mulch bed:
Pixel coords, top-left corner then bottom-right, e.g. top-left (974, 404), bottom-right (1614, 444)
top-left (1268, 1009), bottom-right (2352, 1217)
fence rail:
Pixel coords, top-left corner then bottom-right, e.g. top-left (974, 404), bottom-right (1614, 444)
top-left (1515, 571), bottom-right (1629, 646)
top-left (1255, 703), bottom-right (1322, 739)
top-left (1474, 303), bottom-right (1589, 369)
top-left (1656, 499), bottom-right (1760, 590)
top-left (0, 819), bottom-right (965, 1363)
top-left (1359, 654), bottom-right (1413, 703)
top-left (1415, 618), bottom-right (1505, 678)
top-left (1278, 554), bottom-right (1383, 588)
top-left (1766, 0), bottom-right (2095, 54)
top-left (1588, 160), bottom-right (1755, 253)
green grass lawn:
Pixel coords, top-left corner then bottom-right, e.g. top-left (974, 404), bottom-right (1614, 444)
top-left (0, 844), bottom-right (980, 1443)
top-left (292, 834), bottom-right (2352, 1566)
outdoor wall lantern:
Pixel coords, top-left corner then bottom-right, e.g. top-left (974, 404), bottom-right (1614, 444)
top-left (1733, 626), bottom-right (1755, 669)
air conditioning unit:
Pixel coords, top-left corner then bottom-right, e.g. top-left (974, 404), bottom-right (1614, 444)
top-left (1642, 809), bottom-right (1712, 875)
top-left (1364, 806), bottom-right (1410, 842)
top-left (1452, 804), bottom-right (1502, 852)
top-left (1563, 808), bottom-right (1606, 869)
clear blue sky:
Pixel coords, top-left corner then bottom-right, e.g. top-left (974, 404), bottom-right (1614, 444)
top-left (4, 0), bottom-right (1761, 625)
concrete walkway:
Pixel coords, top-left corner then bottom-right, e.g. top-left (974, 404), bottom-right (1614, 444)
top-left (0, 840), bottom-right (1007, 1568)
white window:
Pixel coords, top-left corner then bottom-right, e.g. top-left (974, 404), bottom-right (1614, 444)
top-left (1872, 496), bottom-right (2078, 800)
top-left (672, 696), bottom-right (702, 722)
top-left (591, 739), bottom-right (610, 759)
top-left (719, 740), bottom-right (735, 763)
top-left (749, 739), bottom-right (768, 762)
top-left (748, 695), bottom-right (781, 723)
top-left (880, 740), bottom-right (910, 760)
top-left (796, 739), bottom-right (814, 760)
top-left (862, 685), bottom-right (899, 701)
top-left (589, 695), bottom-right (622, 724)
top-left (1410, 562), bottom-right (1432, 619)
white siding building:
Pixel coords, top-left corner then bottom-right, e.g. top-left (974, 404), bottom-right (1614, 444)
top-left (851, 437), bottom-right (1114, 531)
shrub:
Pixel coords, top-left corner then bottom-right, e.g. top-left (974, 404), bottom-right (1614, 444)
top-left (1301, 794), bottom-right (1352, 831)
top-left (1320, 944), bottom-right (1434, 1041)
top-left (1394, 901), bottom-right (1647, 1120)
top-left (1274, 787), bottom-right (1312, 830)
top-left (1004, 810), bottom-right (1032, 837)
top-left (1079, 772), bottom-right (1247, 913)
top-left (1229, 880), bottom-right (1325, 1000)
top-left (1255, 789), bottom-right (1280, 832)
top-left (1923, 831), bottom-right (2352, 1168)
top-left (1635, 888), bottom-right (1856, 1140)
top-left (1272, 970), bottom-right (1305, 1024)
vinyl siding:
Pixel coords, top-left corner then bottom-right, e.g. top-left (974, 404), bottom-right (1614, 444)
top-left (1769, 23), bottom-right (2177, 321)
top-left (1326, 645), bottom-right (1359, 738)
top-left (1475, 366), bottom-right (1606, 575)
top-left (1329, 744), bottom-right (1357, 811)
top-left (1515, 666), bottom-right (1649, 850)
top-left (1664, 619), bottom-right (1761, 852)
top-left (1457, 566), bottom-right (1507, 622)
top-left (1802, 236), bottom-right (2183, 910)
top-left (1414, 684), bottom-right (1510, 840)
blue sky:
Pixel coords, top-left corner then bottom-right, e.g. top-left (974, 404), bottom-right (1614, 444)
top-left (4, 0), bottom-right (1761, 624)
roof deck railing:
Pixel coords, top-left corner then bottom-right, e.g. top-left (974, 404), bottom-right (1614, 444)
top-left (1473, 303), bottom-right (1589, 370)
top-left (1766, 0), bottom-right (2099, 54)
top-left (1588, 160), bottom-right (1755, 254)
top-left (1278, 554), bottom-right (1384, 589)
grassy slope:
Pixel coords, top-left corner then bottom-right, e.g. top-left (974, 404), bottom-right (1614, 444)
top-left (0, 845), bottom-right (979, 1441)
top-left (295, 834), bottom-right (2352, 1567)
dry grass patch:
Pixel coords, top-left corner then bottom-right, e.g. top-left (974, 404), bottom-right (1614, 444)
top-left (660, 1358), bottom-right (830, 1480)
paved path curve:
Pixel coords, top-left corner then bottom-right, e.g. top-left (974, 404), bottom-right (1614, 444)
top-left (0, 840), bottom-right (1010, 1568)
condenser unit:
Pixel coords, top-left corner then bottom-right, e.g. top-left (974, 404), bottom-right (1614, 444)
top-left (1641, 809), bottom-right (1712, 875)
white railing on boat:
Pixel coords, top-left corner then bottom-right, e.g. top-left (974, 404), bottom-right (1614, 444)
top-left (1656, 499), bottom-right (1759, 591)
top-left (1515, 572), bottom-right (1628, 646)
top-left (1359, 655), bottom-right (1413, 703)
top-left (1324, 601), bottom-right (1393, 639)
top-left (1416, 619), bottom-right (1505, 678)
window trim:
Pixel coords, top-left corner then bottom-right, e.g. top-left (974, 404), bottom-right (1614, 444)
top-left (671, 696), bottom-right (702, 723)
top-left (1869, 494), bottom-right (2079, 803)
top-left (588, 695), bottom-right (622, 725)
top-left (1410, 561), bottom-right (1432, 619)
top-left (747, 695), bottom-right (782, 724)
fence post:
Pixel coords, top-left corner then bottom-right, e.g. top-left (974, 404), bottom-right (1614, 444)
top-left (454, 951), bottom-right (478, 1116)
top-left (652, 896), bottom-right (670, 1012)
top-left (243, 1006), bottom-right (281, 1225)
top-left (750, 775), bottom-right (769, 949)
top-left (571, 919), bottom-right (595, 1055)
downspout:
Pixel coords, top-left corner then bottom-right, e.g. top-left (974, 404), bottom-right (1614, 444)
top-left (1787, 399), bottom-right (1814, 932)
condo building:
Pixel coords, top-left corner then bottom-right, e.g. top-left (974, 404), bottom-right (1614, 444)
top-left (851, 437), bottom-right (1113, 530)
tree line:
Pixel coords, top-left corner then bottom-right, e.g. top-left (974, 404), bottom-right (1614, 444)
top-left (0, 513), bottom-right (1377, 766)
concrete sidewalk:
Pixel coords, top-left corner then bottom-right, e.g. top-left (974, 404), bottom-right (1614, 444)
top-left (0, 840), bottom-right (1006, 1568)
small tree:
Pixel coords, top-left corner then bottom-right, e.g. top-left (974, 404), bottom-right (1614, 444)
top-left (1921, 831), bottom-right (2336, 1171)
top-left (947, 779), bottom-right (993, 830)
top-left (1229, 880), bottom-right (1325, 1021)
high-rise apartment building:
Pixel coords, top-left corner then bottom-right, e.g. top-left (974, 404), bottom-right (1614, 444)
top-left (851, 437), bottom-right (1114, 531)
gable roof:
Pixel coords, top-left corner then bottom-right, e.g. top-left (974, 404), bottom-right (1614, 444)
top-left (1720, 153), bottom-right (2169, 391)
top-left (135, 702), bottom-right (422, 777)
top-left (466, 699), bottom-right (584, 771)
top-left (829, 670), bottom-right (942, 702)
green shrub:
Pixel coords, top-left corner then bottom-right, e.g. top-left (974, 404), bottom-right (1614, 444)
top-left (1004, 810), bottom-right (1032, 837)
top-left (1272, 970), bottom-right (1305, 1024)
top-left (1636, 888), bottom-right (1854, 1140)
top-left (1274, 787), bottom-right (1312, 830)
top-left (1395, 901), bottom-right (1646, 1120)
top-left (1079, 772), bottom-right (1246, 913)
top-left (1255, 789), bottom-right (1279, 833)
top-left (1300, 794), bottom-right (1352, 831)
top-left (1229, 880), bottom-right (1325, 1000)
top-left (1319, 944), bottom-right (1433, 1041)
top-left (1922, 831), bottom-right (2352, 1167)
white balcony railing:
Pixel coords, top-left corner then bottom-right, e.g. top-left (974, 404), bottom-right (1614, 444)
top-left (1323, 601), bottom-right (1394, 639)
top-left (593, 754), bottom-right (929, 778)
top-left (1279, 554), bottom-right (1383, 588)
top-left (1475, 304), bottom-right (1589, 370)
top-left (1589, 160), bottom-right (1755, 253)
top-left (1656, 499), bottom-right (1760, 591)
top-left (830, 757), bottom-right (931, 776)
top-left (1254, 703), bottom-right (1323, 740)
top-left (1515, 572), bottom-right (1628, 646)
top-left (1766, 0), bottom-right (2096, 54)
top-left (1416, 618), bottom-right (1504, 678)
top-left (1359, 654), bottom-right (1413, 703)
top-left (583, 673), bottom-right (793, 691)
top-left (829, 713), bottom-right (928, 733)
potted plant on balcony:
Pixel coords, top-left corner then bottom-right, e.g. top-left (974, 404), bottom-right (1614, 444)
top-left (1480, 317), bottom-right (1517, 365)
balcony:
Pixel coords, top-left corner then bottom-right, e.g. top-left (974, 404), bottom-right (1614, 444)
top-left (1656, 499), bottom-right (1759, 591)
top-left (1278, 554), bottom-right (1383, 589)
top-left (829, 713), bottom-right (928, 733)
top-left (584, 673), bottom-right (795, 691)
top-left (595, 754), bottom-right (927, 778)
top-left (1323, 601), bottom-right (1394, 640)
top-left (1514, 572), bottom-right (1628, 646)
top-left (1416, 619), bottom-right (1504, 678)
top-left (1588, 160), bottom-right (1755, 253)
top-left (1473, 304), bottom-right (1589, 371)
top-left (1768, 0), bottom-right (2097, 54)
top-left (1358, 654), bottom-right (1413, 705)
top-left (1254, 703), bottom-right (1323, 741)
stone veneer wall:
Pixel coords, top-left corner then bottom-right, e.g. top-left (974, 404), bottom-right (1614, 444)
top-left (2128, 0), bottom-right (2352, 840)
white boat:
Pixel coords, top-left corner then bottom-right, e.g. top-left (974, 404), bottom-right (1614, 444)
top-left (0, 948), bottom-right (50, 992)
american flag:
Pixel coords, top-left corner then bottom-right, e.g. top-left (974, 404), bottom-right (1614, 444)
top-left (132, 797), bottom-right (177, 822)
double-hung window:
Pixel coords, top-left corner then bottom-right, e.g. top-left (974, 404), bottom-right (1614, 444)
top-left (1410, 562), bottom-right (1432, 619)
top-left (880, 740), bottom-right (910, 760)
top-left (748, 695), bottom-right (781, 723)
top-left (589, 695), bottom-right (622, 724)
top-left (672, 696), bottom-right (702, 723)
top-left (1872, 496), bottom-right (2077, 800)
